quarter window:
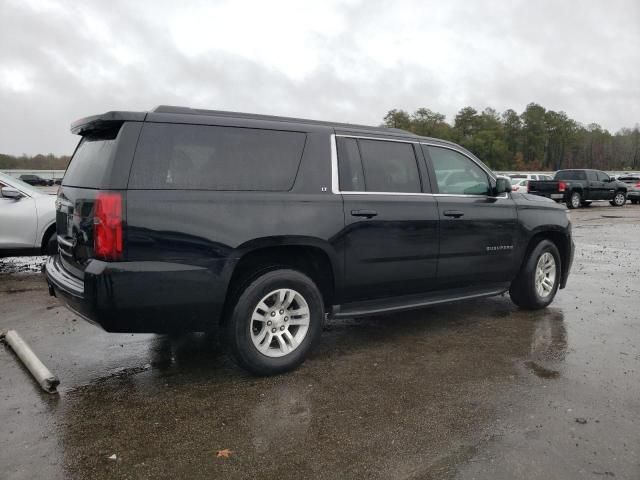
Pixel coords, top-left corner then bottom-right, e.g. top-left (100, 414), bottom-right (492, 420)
top-left (426, 146), bottom-right (490, 195)
top-left (129, 123), bottom-right (306, 191)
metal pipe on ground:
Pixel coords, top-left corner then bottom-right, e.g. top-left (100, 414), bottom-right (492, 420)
top-left (1, 330), bottom-right (59, 393)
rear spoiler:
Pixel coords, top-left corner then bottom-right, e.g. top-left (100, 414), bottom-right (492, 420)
top-left (70, 111), bottom-right (147, 135)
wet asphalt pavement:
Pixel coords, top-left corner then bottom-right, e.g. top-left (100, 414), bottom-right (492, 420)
top-left (1, 204), bottom-right (639, 479)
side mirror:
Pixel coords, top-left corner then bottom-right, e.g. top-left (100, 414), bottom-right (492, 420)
top-left (494, 176), bottom-right (512, 195)
top-left (1, 186), bottom-right (24, 199)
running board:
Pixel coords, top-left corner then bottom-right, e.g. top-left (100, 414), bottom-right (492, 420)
top-left (331, 284), bottom-right (509, 319)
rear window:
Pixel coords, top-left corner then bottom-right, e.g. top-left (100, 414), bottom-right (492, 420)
top-left (129, 123), bottom-right (306, 191)
top-left (62, 129), bottom-right (119, 188)
top-left (618, 176), bottom-right (640, 183)
top-left (555, 170), bottom-right (586, 180)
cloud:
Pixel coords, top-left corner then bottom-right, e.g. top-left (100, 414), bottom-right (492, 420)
top-left (0, 0), bottom-right (638, 155)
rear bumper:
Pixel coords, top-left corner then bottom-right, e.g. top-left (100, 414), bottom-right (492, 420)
top-left (627, 191), bottom-right (640, 199)
top-left (45, 255), bottom-right (228, 333)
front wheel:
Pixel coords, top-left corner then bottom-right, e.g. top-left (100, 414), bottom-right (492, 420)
top-left (509, 239), bottom-right (561, 310)
top-left (567, 191), bottom-right (581, 209)
top-left (224, 269), bottom-right (324, 375)
top-left (610, 191), bottom-right (626, 207)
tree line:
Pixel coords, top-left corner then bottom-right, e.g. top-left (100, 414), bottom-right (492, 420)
top-left (383, 103), bottom-right (640, 172)
top-left (2, 104), bottom-right (639, 173)
top-left (0, 153), bottom-right (70, 170)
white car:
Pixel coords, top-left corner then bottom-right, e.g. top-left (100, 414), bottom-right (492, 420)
top-left (0, 172), bottom-right (58, 257)
top-left (510, 178), bottom-right (529, 192)
top-left (509, 173), bottom-right (553, 181)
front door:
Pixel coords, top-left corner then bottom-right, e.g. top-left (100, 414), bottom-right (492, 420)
top-left (422, 145), bottom-right (519, 289)
top-left (337, 135), bottom-right (439, 302)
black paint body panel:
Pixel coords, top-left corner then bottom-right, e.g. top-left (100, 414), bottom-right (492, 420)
top-left (46, 108), bottom-right (574, 332)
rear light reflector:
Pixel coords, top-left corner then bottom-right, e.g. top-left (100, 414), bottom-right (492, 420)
top-left (558, 181), bottom-right (566, 193)
top-left (94, 192), bottom-right (123, 260)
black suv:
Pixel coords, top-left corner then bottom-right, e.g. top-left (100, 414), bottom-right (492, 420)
top-left (46, 106), bottom-right (574, 375)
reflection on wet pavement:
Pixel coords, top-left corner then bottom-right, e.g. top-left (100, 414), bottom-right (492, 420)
top-left (0, 206), bottom-right (638, 479)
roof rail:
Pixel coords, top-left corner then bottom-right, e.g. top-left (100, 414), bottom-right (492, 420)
top-left (151, 105), bottom-right (414, 135)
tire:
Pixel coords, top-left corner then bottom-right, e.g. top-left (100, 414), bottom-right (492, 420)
top-left (631, 199), bottom-right (639, 205)
top-left (509, 239), bottom-right (561, 310)
top-left (224, 269), bottom-right (324, 375)
top-left (567, 191), bottom-right (581, 209)
top-left (42, 230), bottom-right (58, 255)
top-left (610, 191), bottom-right (626, 207)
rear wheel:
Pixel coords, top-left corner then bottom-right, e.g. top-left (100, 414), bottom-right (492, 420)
top-left (610, 191), bottom-right (626, 207)
top-left (510, 239), bottom-right (561, 310)
top-left (567, 191), bottom-right (581, 209)
top-left (224, 269), bottom-right (324, 375)
top-left (631, 199), bottom-right (639, 205)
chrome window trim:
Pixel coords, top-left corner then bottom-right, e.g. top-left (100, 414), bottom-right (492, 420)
top-left (330, 134), bottom-right (508, 199)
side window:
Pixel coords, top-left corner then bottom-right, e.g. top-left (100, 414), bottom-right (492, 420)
top-left (586, 170), bottom-right (598, 181)
top-left (425, 146), bottom-right (491, 195)
top-left (357, 139), bottom-right (421, 193)
top-left (129, 123), bottom-right (306, 191)
top-left (596, 171), bottom-right (609, 182)
top-left (336, 137), bottom-right (365, 191)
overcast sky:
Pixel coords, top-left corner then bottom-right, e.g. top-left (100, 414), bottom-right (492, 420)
top-left (1, 0), bottom-right (638, 156)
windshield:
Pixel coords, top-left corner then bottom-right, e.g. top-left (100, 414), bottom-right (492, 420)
top-left (0, 172), bottom-right (42, 196)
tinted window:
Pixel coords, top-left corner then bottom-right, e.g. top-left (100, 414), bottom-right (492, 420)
top-left (555, 170), bottom-right (586, 180)
top-left (337, 137), bottom-right (365, 191)
top-left (63, 129), bottom-right (119, 188)
top-left (426, 146), bottom-right (491, 195)
top-left (357, 139), bottom-right (421, 193)
top-left (619, 176), bottom-right (640, 183)
top-left (596, 171), bottom-right (610, 182)
top-left (129, 123), bottom-right (306, 191)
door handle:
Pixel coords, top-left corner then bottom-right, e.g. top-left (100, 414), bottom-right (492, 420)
top-left (351, 209), bottom-right (378, 218)
top-left (443, 210), bottom-right (464, 218)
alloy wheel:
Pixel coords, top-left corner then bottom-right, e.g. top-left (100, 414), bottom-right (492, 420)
top-left (535, 252), bottom-right (557, 298)
top-left (249, 289), bottom-right (310, 358)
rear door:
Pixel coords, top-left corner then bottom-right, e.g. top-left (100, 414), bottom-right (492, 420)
top-left (337, 135), bottom-right (439, 302)
top-left (422, 144), bottom-right (518, 289)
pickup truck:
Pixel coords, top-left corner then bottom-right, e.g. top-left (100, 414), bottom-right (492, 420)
top-left (527, 169), bottom-right (628, 209)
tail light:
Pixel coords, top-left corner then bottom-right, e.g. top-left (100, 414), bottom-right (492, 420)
top-left (558, 181), bottom-right (567, 193)
top-left (94, 192), bottom-right (123, 260)
top-left (635, 182), bottom-right (640, 188)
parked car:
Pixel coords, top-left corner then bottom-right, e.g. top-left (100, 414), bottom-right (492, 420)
top-left (46, 106), bottom-right (574, 375)
top-left (19, 174), bottom-right (53, 186)
top-left (617, 174), bottom-right (640, 204)
top-left (510, 179), bottom-right (528, 192)
top-left (0, 172), bottom-right (58, 257)
top-left (509, 173), bottom-right (553, 181)
top-left (527, 169), bottom-right (628, 209)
